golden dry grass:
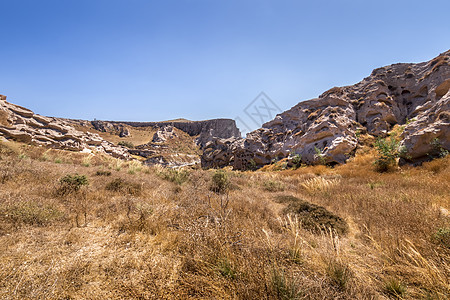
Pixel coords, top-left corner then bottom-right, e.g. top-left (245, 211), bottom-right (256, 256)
top-left (0, 139), bottom-right (449, 299)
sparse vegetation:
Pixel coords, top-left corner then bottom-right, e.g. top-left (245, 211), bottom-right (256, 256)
top-left (57, 174), bottom-right (89, 196)
top-left (117, 140), bottom-right (134, 148)
top-left (210, 169), bottom-right (230, 194)
top-left (0, 141), bottom-right (449, 299)
top-left (373, 135), bottom-right (406, 172)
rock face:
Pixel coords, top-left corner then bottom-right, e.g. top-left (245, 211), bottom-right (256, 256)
top-left (0, 98), bottom-right (130, 159)
top-left (202, 50), bottom-right (450, 169)
top-left (91, 120), bottom-right (131, 137)
top-left (152, 126), bottom-right (177, 143)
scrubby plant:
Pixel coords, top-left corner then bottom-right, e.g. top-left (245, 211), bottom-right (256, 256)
top-left (430, 138), bottom-right (449, 158)
top-left (5, 201), bottom-right (64, 227)
top-left (248, 159), bottom-right (258, 171)
top-left (262, 179), bottom-right (285, 192)
top-left (58, 174), bottom-right (89, 196)
top-left (210, 170), bottom-right (230, 194)
top-left (289, 153), bottom-right (302, 169)
top-left (373, 136), bottom-right (406, 172)
top-left (314, 147), bottom-right (327, 165)
top-left (105, 178), bottom-right (142, 195)
top-left (158, 168), bottom-right (190, 185)
top-left (216, 257), bottom-right (237, 279)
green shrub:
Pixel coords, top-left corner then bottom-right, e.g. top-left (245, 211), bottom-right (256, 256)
top-left (58, 174), bottom-right (89, 196)
top-left (373, 137), bottom-right (405, 172)
top-left (289, 154), bottom-right (302, 169)
top-left (314, 147), bottom-right (327, 165)
top-left (430, 138), bottom-right (449, 159)
top-left (210, 170), bottom-right (230, 194)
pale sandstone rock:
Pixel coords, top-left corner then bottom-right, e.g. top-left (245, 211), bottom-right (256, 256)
top-left (202, 50), bottom-right (450, 169)
top-left (0, 100), bottom-right (131, 159)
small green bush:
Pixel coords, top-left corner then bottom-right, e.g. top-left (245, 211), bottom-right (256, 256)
top-left (58, 174), bottom-right (89, 196)
top-left (289, 154), bottom-right (302, 169)
top-left (326, 259), bottom-right (352, 290)
top-left (216, 257), bottom-right (237, 279)
top-left (210, 170), bottom-right (230, 194)
top-left (373, 136), bottom-right (405, 172)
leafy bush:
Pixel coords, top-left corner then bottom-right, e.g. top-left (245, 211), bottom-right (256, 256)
top-left (118, 141), bottom-right (135, 149)
top-left (210, 170), bottom-right (230, 194)
top-left (289, 154), bottom-right (302, 169)
top-left (373, 137), bottom-right (405, 172)
top-left (314, 147), bottom-right (327, 165)
top-left (430, 138), bottom-right (449, 159)
top-left (58, 174), bottom-right (89, 196)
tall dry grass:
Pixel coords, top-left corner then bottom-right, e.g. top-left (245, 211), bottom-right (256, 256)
top-left (0, 140), bottom-right (449, 299)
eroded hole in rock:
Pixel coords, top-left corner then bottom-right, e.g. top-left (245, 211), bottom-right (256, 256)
top-left (377, 93), bottom-right (387, 100)
top-left (388, 85), bottom-right (397, 91)
top-left (436, 79), bottom-right (450, 99)
top-left (401, 90), bottom-right (411, 95)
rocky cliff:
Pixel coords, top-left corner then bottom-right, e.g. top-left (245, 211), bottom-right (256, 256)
top-left (202, 50), bottom-right (450, 169)
top-left (0, 96), bottom-right (130, 159)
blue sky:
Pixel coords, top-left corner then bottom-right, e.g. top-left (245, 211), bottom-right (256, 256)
top-left (1, 0), bottom-right (449, 132)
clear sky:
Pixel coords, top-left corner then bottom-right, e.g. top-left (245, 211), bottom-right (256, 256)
top-left (1, 0), bottom-right (449, 132)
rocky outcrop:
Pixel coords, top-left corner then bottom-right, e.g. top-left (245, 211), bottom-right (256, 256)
top-left (152, 126), bottom-right (177, 143)
top-left (0, 98), bottom-right (130, 159)
top-left (202, 50), bottom-right (450, 169)
top-left (91, 120), bottom-right (130, 137)
top-left (110, 119), bottom-right (241, 147)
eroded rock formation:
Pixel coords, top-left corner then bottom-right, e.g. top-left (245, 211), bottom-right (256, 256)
top-left (0, 97), bottom-right (130, 159)
top-left (202, 50), bottom-right (450, 169)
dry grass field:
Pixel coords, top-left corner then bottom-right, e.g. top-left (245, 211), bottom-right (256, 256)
top-left (0, 139), bottom-right (449, 299)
